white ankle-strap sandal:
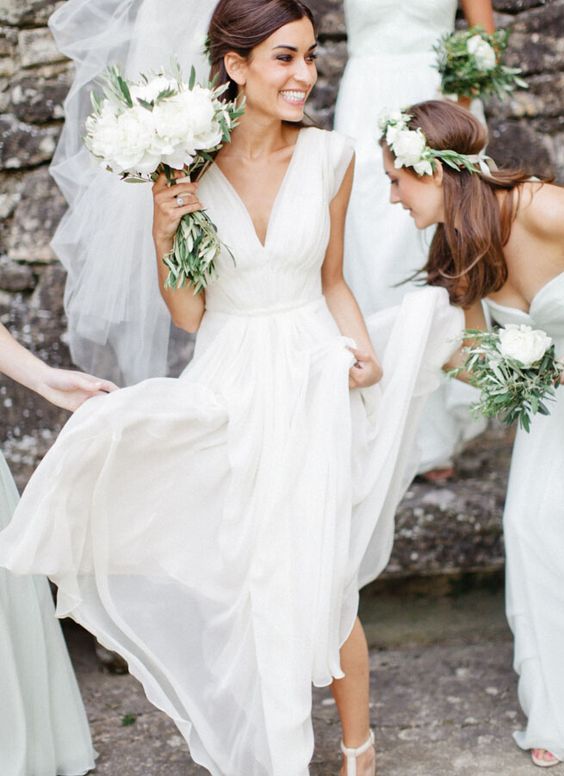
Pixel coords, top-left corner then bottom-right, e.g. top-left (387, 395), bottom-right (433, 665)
top-left (340, 729), bottom-right (375, 776)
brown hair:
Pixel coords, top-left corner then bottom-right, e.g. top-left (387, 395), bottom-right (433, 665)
top-left (385, 100), bottom-right (538, 307)
top-left (207, 0), bottom-right (317, 102)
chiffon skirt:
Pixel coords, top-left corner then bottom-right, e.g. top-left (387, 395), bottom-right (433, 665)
top-left (0, 288), bottom-right (462, 775)
top-left (504, 389), bottom-right (564, 758)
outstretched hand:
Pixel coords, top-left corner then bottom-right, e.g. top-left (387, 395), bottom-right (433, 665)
top-left (348, 348), bottom-right (383, 389)
top-left (40, 367), bottom-right (118, 412)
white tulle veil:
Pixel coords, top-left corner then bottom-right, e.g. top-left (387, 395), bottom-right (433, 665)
top-left (49, 0), bottom-right (217, 384)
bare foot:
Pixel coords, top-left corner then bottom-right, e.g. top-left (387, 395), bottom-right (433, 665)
top-left (532, 748), bottom-right (561, 767)
top-left (340, 745), bottom-right (376, 776)
top-left (419, 466), bottom-right (455, 483)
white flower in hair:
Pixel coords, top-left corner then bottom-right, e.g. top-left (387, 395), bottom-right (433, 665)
top-left (379, 109), bottom-right (498, 177)
top-left (467, 35), bottom-right (497, 72)
top-left (392, 128), bottom-right (427, 169)
top-left (413, 159), bottom-right (434, 176)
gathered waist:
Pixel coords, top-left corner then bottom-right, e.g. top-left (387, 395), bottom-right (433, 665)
top-left (204, 296), bottom-right (325, 319)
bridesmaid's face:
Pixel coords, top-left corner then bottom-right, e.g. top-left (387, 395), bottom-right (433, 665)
top-left (383, 146), bottom-right (445, 229)
top-left (225, 17), bottom-right (318, 122)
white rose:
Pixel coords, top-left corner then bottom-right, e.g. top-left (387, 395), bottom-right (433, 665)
top-left (392, 129), bottom-right (427, 169)
top-left (467, 35), bottom-right (496, 72)
top-left (498, 324), bottom-right (552, 367)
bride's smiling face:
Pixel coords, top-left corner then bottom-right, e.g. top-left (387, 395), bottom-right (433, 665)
top-left (382, 145), bottom-right (445, 229)
top-left (225, 17), bottom-right (318, 122)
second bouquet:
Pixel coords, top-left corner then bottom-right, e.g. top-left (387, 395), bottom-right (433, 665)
top-left (85, 62), bottom-right (245, 292)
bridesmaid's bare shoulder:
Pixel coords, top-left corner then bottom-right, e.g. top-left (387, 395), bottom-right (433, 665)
top-left (514, 180), bottom-right (564, 241)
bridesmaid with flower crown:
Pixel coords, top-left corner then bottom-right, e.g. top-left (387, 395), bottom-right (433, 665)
top-left (380, 98), bottom-right (564, 769)
top-left (335, 0), bottom-right (496, 481)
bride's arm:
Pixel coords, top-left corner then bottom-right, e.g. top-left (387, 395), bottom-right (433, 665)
top-left (152, 174), bottom-right (206, 333)
top-left (321, 158), bottom-right (383, 389)
top-left (0, 324), bottom-right (117, 411)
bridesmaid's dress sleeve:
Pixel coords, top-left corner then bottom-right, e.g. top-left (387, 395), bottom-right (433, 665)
top-left (327, 130), bottom-right (355, 200)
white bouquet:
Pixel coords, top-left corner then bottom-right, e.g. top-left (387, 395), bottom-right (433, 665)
top-left (450, 325), bottom-right (563, 432)
top-left (85, 62), bottom-right (245, 292)
top-left (434, 27), bottom-right (527, 101)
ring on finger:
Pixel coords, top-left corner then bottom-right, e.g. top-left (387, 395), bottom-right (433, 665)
top-left (176, 195), bottom-right (186, 207)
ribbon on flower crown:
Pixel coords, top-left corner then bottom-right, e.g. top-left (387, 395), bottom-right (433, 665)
top-left (465, 151), bottom-right (499, 175)
top-left (378, 110), bottom-right (498, 177)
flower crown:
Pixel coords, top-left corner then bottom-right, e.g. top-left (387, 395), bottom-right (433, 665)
top-left (378, 110), bottom-right (497, 176)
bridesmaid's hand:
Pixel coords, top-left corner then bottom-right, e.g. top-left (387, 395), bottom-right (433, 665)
top-left (152, 173), bottom-right (203, 246)
top-left (348, 348), bottom-right (383, 389)
top-left (39, 367), bottom-right (118, 412)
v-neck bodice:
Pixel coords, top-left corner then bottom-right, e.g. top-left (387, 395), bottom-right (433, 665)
top-left (198, 127), bottom-right (354, 315)
top-left (212, 129), bottom-right (305, 249)
top-left (485, 272), bottom-right (564, 347)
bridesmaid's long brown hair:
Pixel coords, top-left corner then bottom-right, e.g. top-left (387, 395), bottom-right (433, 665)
top-left (207, 0), bottom-right (317, 102)
top-left (385, 100), bottom-right (540, 308)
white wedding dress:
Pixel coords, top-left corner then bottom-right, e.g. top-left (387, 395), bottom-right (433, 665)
top-left (335, 0), bottom-right (486, 471)
top-left (485, 274), bottom-right (564, 759)
top-left (0, 128), bottom-right (462, 776)
top-left (0, 453), bottom-right (95, 776)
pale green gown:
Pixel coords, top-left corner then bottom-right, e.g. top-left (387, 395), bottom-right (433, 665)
top-left (0, 452), bottom-right (96, 776)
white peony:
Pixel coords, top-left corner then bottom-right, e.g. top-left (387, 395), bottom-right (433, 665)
top-left (85, 101), bottom-right (121, 160)
top-left (392, 129), bottom-right (427, 169)
top-left (467, 35), bottom-right (497, 72)
top-left (498, 324), bottom-right (552, 367)
top-left (131, 75), bottom-right (177, 104)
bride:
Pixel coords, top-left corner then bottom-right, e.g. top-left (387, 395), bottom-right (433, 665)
top-left (0, 2), bottom-right (462, 774)
top-left (381, 98), bottom-right (564, 769)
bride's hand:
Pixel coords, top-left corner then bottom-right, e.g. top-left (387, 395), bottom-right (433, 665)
top-left (152, 173), bottom-right (203, 245)
top-left (348, 348), bottom-right (383, 389)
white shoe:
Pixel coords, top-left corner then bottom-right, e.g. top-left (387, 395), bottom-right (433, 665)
top-left (340, 729), bottom-right (375, 776)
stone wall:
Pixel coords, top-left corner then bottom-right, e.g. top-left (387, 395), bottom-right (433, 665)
top-left (0, 0), bottom-right (562, 575)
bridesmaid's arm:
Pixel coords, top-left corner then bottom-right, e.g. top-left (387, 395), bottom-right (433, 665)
top-left (460, 0), bottom-right (495, 33)
top-left (0, 324), bottom-right (117, 411)
top-left (321, 158), bottom-right (383, 389)
top-left (443, 300), bottom-right (488, 380)
top-left (152, 174), bottom-right (206, 333)
top-left (456, 0), bottom-right (496, 108)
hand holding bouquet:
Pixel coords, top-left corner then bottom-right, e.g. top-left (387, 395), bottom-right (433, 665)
top-left (451, 325), bottom-right (563, 432)
top-left (85, 62), bottom-right (245, 292)
top-left (434, 26), bottom-right (527, 101)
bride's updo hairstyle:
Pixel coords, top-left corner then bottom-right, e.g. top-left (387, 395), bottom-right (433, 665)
top-left (389, 100), bottom-right (537, 307)
top-left (207, 0), bottom-right (317, 102)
